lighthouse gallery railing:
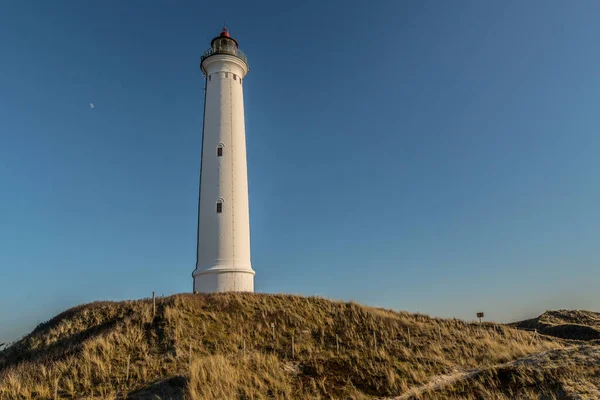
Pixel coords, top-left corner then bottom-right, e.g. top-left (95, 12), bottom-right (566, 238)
top-left (201, 47), bottom-right (248, 66)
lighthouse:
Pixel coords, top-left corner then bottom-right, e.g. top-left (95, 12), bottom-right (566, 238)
top-left (192, 27), bottom-right (255, 293)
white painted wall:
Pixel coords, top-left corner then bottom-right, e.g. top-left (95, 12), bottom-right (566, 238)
top-left (192, 53), bottom-right (255, 293)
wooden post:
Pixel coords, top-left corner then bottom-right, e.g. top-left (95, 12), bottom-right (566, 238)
top-left (529, 329), bottom-right (537, 346)
top-left (373, 331), bottom-right (377, 352)
top-left (54, 378), bottom-right (59, 400)
top-left (407, 327), bottom-right (411, 347)
top-left (271, 323), bottom-right (275, 341)
top-left (126, 355), bottom-right (130, 381)
top-left (291, 335), bottom-right (295, 358)
top-left (243, 339), bottom-right (246, 356)
top-left (189, 342), bottom-right (192, 366)
top-left (152, 291), bottom-right (156, 317)
top-left (336, 335), bottom-right (339, 355)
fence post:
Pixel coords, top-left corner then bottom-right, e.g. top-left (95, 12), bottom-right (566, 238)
top-left (529, 329), bottom-right (537, 346)
top-left (189, 342), bottom-right (192, 367)
top-left (152, 291), bottom-right (156, 317)
top-left (126, 355), bottom-right (130, 381)
top-left (373, 331), bottom-right (377, 352)
top-left (54, 378), bottom-right (59, 400)
top-left (407, 327), bottom-right (411, 347)
top-left (243, 339), bottom-right (246, 356)
top-left (291, 335), bottom-right (295, 358)
top-left (336, 335), bottom-right (339, 355)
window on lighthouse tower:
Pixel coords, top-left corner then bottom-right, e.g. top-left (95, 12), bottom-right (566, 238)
top-left (217, 145), bottom-right (223, 157)
top-left (216, 201), bottom-right (223, 213)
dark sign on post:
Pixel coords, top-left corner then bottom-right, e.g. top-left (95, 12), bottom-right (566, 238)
top-left (477, 312), bottom-right (484, 323)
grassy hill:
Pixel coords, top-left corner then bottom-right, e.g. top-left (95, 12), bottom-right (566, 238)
top-left (429, 344), bottom-right (600, 399)
top-left (513, 310), bottom-right (600, 341)
top-left (0, 293), bottom-right (596, 399)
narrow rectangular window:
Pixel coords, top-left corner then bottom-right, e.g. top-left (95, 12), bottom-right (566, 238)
top-left (225, 72), bottom-right (229, 78)
top-left (217, 147), bottom-right (223, 157)
top-left (216, 202), bottom-right (223, 213)
top-left (233, 75), bottom-right (237, 80)
top-left (208, 75), bottom-right (211, 81)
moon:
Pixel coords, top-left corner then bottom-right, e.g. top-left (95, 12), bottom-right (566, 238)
top-left (89, 103), bottom-right (95, 109)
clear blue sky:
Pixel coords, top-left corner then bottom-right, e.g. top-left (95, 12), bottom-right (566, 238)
top-left (1, 0), bottom-right (599, 342)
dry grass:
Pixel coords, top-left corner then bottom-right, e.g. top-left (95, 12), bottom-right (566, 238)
top-left (514, 309), bottom-right (600, 341)
top-left (424, 345), bottom-right (600, 399)
top-left (0, 293), bottom-right (575, 399)
top-left (187, 353), bottom-right (301, 399)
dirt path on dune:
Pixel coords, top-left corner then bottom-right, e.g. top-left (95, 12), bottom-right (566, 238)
top-left (382, 348), bottom-right (568, 400)
top-left (389, 369), bottom-right (476, 400)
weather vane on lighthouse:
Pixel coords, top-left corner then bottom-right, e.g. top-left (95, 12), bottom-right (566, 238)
top-left (192, 27), bottom-right (255, 293)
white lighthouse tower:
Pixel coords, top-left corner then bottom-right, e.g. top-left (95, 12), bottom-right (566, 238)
top-left (192, 27), bottom-right (255, 293)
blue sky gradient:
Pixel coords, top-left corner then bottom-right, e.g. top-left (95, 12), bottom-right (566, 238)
top-left (1, 0), bottom-right (599, 342)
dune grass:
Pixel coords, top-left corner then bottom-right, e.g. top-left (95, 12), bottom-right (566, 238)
top-left (514, 309), bottom-right (600, 342)
top-left (0, 293), bottom-right (566, 399)
top-left (427, 344), bottom-right (600, 399)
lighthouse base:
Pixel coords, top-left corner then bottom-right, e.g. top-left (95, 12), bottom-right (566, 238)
top-left (192, 267), bottom-right (255, 293)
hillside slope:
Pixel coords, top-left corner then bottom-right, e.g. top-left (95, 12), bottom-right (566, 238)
top-left (514, 309), bottom-right (600, 341)
top-left (0, 293), bottom-right (574, 399)
top-left (410, 344), bottom-right (600, 399)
